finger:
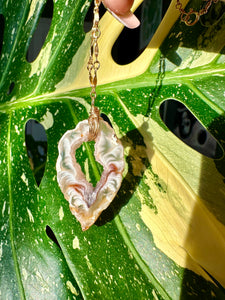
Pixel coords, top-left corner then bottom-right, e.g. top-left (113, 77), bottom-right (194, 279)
top-left (102, 0), bottom-right (140, 29)
top-left (102, 0), bottom-right (134, 15)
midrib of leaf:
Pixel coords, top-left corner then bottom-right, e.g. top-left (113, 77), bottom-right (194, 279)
top-left (165, 66), bottom-right (225, 81)
top-left (33, 0), bottom-right (87, 95)
top-left (0, 92), bottom-right (59, 112)
top-left (94, 64), bottom-right (225, 96)
top-left (0, 0), bottom-right (30, 90)
top-left (184, 80), bottom-right (224, 115)
top-left (0, 55), bottom-right (224, 110)
top-left (7, 112), bottom-right (26, 300)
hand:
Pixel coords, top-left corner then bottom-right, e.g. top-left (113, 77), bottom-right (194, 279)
top-left (102, 0), bottom-right (140, 29)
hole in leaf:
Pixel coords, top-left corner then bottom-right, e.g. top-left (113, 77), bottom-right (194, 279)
top-left (112, 0), bottom-right (171, 65)
top-left (159, 99), bottom-right (223, 159)
top-left (25, 119), bottom-right (47, 186)
top-left (7, 82), bottom-right (15, 95)
top-left (200, 0), bottom-right (225, 27)
top-left (46, 225), bottom-right (61, 249)
top-left (111, 4), bottom-right (143, 65)
top-left (198, 129), bottom-right (207, 145)
top-left (100, 113), bottom-right (113, 128)
top-left (83, 1), bottom-right (106, 33)
top-left (26, 0), bottom-right (53, 63)
top-left (0, 14), bottom-right (4, 57)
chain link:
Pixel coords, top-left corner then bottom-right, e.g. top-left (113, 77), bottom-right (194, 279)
top-left (87, 0), bottom-right (101, 139)
top-left (176, 0), bottom-right (219, 26)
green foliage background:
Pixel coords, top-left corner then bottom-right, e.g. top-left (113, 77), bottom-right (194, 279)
top-left (0, 0), bottom-right (225, 299)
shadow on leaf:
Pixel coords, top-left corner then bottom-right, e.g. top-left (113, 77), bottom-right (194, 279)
top-left (96, 124), bottom-right (154, 227)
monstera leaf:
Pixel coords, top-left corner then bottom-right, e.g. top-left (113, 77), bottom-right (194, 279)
top-left (1, 0), bottom-right (225, 298)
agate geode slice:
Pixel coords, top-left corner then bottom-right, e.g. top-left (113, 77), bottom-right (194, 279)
top-left (56, 118), bottom-right (125, 231)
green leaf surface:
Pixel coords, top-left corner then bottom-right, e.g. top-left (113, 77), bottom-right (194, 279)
top-left (1, 0), bottom-right (225, 299)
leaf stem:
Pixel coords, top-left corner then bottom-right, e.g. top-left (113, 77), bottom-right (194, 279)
top-left (183, 80), bottom-right (224, 115)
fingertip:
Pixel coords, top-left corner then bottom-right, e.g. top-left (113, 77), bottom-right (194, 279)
top-left (107, 9), bottom-right (140, 29)
top-left (102, 0), bottom-right (134, 15)
top-left (120, 11), bottom-right (140, 29)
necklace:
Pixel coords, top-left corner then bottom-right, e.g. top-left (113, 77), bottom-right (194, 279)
top-left (176, 0), bottom-right (219, 26)
top-left (56, 0), bottom-right (125, 231)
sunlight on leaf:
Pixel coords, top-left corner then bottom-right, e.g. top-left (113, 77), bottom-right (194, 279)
top-left (0, 0), bottom-right (225, 299)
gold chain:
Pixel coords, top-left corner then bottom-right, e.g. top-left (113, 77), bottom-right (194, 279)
top-left (87, 0), bottom-right (101, 138)
top-left (176, 0), bottom-right (219, 26)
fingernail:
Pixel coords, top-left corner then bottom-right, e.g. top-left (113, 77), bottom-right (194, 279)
top-left (107, 8), bottom-right (140, 29)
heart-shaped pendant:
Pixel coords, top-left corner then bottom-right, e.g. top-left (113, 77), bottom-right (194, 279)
top-left (56, 116), bottom-right (124, 231)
